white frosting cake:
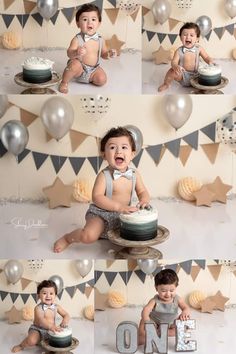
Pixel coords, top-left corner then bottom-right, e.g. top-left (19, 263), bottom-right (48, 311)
top-left (120, 207), bottom-right (158, 241)
top-left (198, 64), bottom-right (221, 86)
top-left (198, 64), bottom-right (221, 76)
top-left (48, 327), bottom-right (72, 348)
top-left (22, 57), bottom-right (54, 70)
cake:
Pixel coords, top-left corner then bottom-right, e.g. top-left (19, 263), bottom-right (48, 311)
top-left (119, 207), bottom-right (158, 241)
top-left (198, 64), bottom-right (221, 86)
top-left (48, 328), bottom-right (72, 348)
top-left (22, 57), bottom-right (54, 83)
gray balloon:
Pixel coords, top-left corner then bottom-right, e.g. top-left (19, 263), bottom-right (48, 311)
top-left (40, 97), bottom-right (74, 140)
top-left (75, 259), bottom-right (93, 278)
top-left (163, 95), bottom-right (193, 130)
top-left (37, 0), bottom-right (59, 21)
top-left (4, 260), bottom-right (24, 284)
top-left (224, 0), bottom-right (236, 19)
top-left (137, 259), bottom-right (158, 275)
top-left (0, 95), bottom-right (8, 118)
top-left (49, 275), bottom-right (64, 294)
top-left (196, 15), bottom-right (212, 37)
top-left (151, 0), bottom-right (171, 25)
top-left (0, 120), bottom-right (29, 156)
top-left (124, 125), bottom-right (143, 155)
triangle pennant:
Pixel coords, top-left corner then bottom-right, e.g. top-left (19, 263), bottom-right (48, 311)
top-left (132, 149), bottom-right (143, 168)
top-left (0, 140), bottom-right (8, 157)
top-left (142, 6), bottom-right (150, 17)
top-left (91, 0), bottom-right (103, 10)
top-left (146, 145), bottom-right (165, 165)
top-left (107, 0), bottom-right (116, 7)
top-left (103, 271), bottom-right (117, 286)
top-left (179, 260), bottom-right (192, 275)
top-left (225, 23), bottom-right (235, 35)
top-left (106, 260), bottom-right (115, 268)
top-left (105, 8), bottom-right (119, 25)
top-left (201, 122), bottom-right (216, 142)
top-left (69, 157), bottom-right (85, 175)
top-left (87, 279), bottom-right (95, 287)
top-left (205, 30), bottom-right (212, 41)
top-left (77, 283), bottom-right (86, 294)
top-left (20, 108), bottom-right (37, 127)
top-left (165, 263), bottom-right (178, 273)
top-left (134, 270), bottom-right (146, 284)
top-left (190, 265), bottom-right (201, 281)
top-left (32, 151), bottom-right (48, 170)
top-left (168, 34), bottom-right (178, 44)
top-left (194, 259), bottom-right (206, 269)
top-left (31, 13), bottom-right (44, 27)
top-left (146, 30), bottom-right (156, 42)
top-left (31, 293), bottom-right (38, 303)
top-left (10, 293), bottom-right (19, 303)
top-left (20, 293), bottom-right (30, 304)
top-left (201, 143), bottom-right (220, 164)
top-left (21, 278), bottom-right (32, 291)
top-left (0, 291), bottom-right (8, 301)
top-left (17, 149), bottom-right (31, 164)
top-left (61, 7), bottom-right (76, 24)
top-left (69, 130), bottom-right (88, 152)
top-left (50, 10), bottom-right (60, 25)
top-left (2, 14), bottom-right (15, 28)
top-left (165, 139), bottom-right (181, 158)
top-left (179, 145), bottom-right (192, 166)
top-left (119, 271), bottom-right (131, 285)
top-left (95, 270), bottom-right (103, 283)
top-left (65, 286), bottom-right (76, 298)
top-left (84, 286), bottom-right (93, 298)
top-left (23, 0), bottom-right (36, 14)
top-left (57, 289), bottom-right (64, 300)
top-left (50, 155), bottom-right (67, 174)
top-left (153, 266), bottom-right (164, 276)
top-left (183, 131), bottom-right (199, 150)
top-left (214, 27), bottom-right (225, 40)
top-left (87, 156), bottom-right (103, 173)
top-left (157, 33), bottom-right (167, 43)
top-left (3, 0), bottom-right (15, 10)
top-left (208, 264), bottom-right (222, 281)
top-left (130, 8), bottom-right (139, 22)
top-left (233, 270), bottom-right (236, 278)
top-left (168, 18), bottom-right (179, 31)
top-left (16, 14), bottom-right (30, 28)
top-left (127, 259), bottom-right (137, 271)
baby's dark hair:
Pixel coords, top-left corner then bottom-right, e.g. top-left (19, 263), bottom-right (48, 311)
top-left (37, 280), bottom-right (57, 295)
top-left (100, 127), bottom-right (136, 152)
top-left (154, 269), bottom-right (179, 287)
top-left (76, 3), bottom-right (102, 22)
top-left (179, 22), bottom-right (200, 38)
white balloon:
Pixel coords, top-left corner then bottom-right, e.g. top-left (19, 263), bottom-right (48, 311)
top-left (152, 0), bottom-right (171, 25)
top-left (163, 95), bottom-right (193, 130)
top-left (75, 260), bottom-right (93, 277)
top-left (196, 16), bottom-right (212, 37)
top-left (4, 260), bottom-right (24, 284)
top-left (0, 95), bottom-right (8, 118)
top-left (37, 0), bottom-right (58, 21)
top-left (137, 259), bottom-right (158, 275)
top-left (224, 0), bottom-right (236, 19)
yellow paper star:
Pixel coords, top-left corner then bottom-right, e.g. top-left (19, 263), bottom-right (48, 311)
top-left (205, 176), bottom-right (232, 204)
top-left (200, 298), bottom-right (216, 313)
top-left (192, 185), bottom-right (215, 207)
top-left (152, 46), bottom-right (171, 65)
top-left (43, 177), bottom-right (73, 209)
top-left (105, 34), bottom-right (125, 55)
top-left (208, 291), bottom-right (229, 311)
top-left (5, 306), bottom-right (22, 324)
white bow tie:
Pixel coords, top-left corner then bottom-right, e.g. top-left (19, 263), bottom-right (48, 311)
top-left (113, 169), bottom-right (133, 180)
top-left (42, 303), bottom-right (56, 311)
top-left (183, 46), bottom-right (196, 53)
top-left (83, 33), bottom-right (99, 42)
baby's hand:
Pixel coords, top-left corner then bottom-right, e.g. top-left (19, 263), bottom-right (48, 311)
top-left (179, 310), bottom-right (190, 321)
top-left (136, 202), bottom-right (151, 210)
top-left (77, 45), bottom-right (86, 57)
top-left (173, 65), bottom-right (184, 76)
top-left (60, 322), bottom-right (68, 328)
top-left (108, 49), bottom-right (117, 58)
top-left (120, 205), bottom-right (139, 214)
top-left (50, 324), bottom-right (63, 333)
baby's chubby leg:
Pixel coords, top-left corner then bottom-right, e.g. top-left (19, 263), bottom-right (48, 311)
top-left (59, 59), bottom-right (83, 93)
top-left (53, 216), bottom-right (105, 253)
top-left (158, 67), bottom-right (183, 92)
top-left (11, 331), bottom-right (40, 352)
top-left (90, 67), bottom-right (107, 86)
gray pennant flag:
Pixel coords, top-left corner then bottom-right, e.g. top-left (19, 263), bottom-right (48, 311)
top-left (225, 24), bottom-right (235, 35)
top-left (87, 279), bottom-right (94, 287)
top-left (21, 293), bottom-right (30, 304)
top-left (104, 271), bottom-right (117, 286)
top-left (157, 33), bottom-right (166, 43)
top-left (194, 260), bottom-right (206, 269)
top-left (31, 293), bottom-right (38, 303)
top-left (2, 14), bottom-right (15, 28)
top-left (95, 270), bottom-right (103, 283)
top-left (69, 157), bottom-right (85, 175)
top-left (165, 139), bottom-right (181, 158)
top-left (57, 289), bottom-right (64, 300)
top-left (214, 27), bottom-right (225, 40)
top-left (77, 283), bottom-right (86, 294)
top-left (0, 290), bottom-right (8, 301)
top-left (182, 131), bottom-right (199, 150)
top-left (134, 270), bottom-right (146, 283)
top-left (32, 151), bottom-right (48, 170)
top-left (91, 0), bottom-right (104, 10)
top-left (146, 30), bottom-right (156, 42)
top-left (50, 155), bottom-right (67, 174)
top-left (153, 266), bottom-right (163, 276)
top-left (132, 149), bottom-right (143, 168)
top-left (87, 156), bottom-right (103, 174)
top-left (168, 34), bottom-right (178, 44)
top-left (180, 260), bottom-right (192, 275)
top-left (146, 145), bottom-right (163, 164)
top-left (201, 122), bottom-right (216, 142)
top-left (16, 14), bottom-right (30, 28)
top-left (119, 271), bottom-right (132, 285)
top-left (10, 293), bottom-right (19, 303)
top-left (61, 7), bottom-right (75, 24)
top-left (31, 13), bottom-right (44, 27)
top-left (214, 259), bottom-right (220, 264)
top-left (65, 286), bottom-right (76, 298)
top-left (164, 264), bottom-right (178, 272)
top-left (107, 0), bottom-right (116, 7)
top-left (17, 149), bottom-right (31, 164)
top-left (50, 10), bottom-right (60, 25)
top-left (205, 30), bottom-right (212, 41)
top-left (142, 28), bottom-right (145, 34)
top-left (0, 140), bottom-right (7, 157)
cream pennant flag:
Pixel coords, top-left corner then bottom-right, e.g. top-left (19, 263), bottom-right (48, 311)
top-left (190, 266), bottom-right (201, 281)
top-left (179, 145), bottom-right (192, 166)
top-left (23, 0), bottom-right (36, 13)
top-left (130, 8), bottom-right (139, 22)
top-left (84, 286), bottom-right (93, 299)
top-left (4, 0), bottom-right (15, 10)
top-left (106, 260), bottom-right (115, 268)
top-left (208, 264), bottom-right (222, 281)
top-left (168, 18), bottom-right (180, 32)
top-left (69, 130), bottom-right (89, 152)
top-left (104, 8), bottom-right (119, 25)
top-left (20, 108), bottom-right (37, 127)
top-left (201, 143), bottom-right (220, 164)
top-left (21, 278), bottom-right (32, 291)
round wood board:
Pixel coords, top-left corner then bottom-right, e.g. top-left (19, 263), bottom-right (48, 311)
top-left (41, 337), bottom-right (79, 353)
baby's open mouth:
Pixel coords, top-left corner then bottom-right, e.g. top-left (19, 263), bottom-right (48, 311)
top-left (115, 157), bottom-right (124, 164)
top-left (186, 40), bottom-right (192, 45)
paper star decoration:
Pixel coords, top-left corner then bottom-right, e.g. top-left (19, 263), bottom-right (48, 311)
top-left (208, 291), bottom-right (229, 311)
top-left (205, 176), bottom-right (232, 204)
top-left (43, 177), bottom-right (73, 209)
top-left (95, 289), bottom-right (107, 310)
top-left (192, 185), bottom-right (215, 207)
top-left (5, 306), bottom-right (22, 324)
top-left (200, 298), bottom-right (216, 313)
top-left (152, 46), bottom-right (171, 64)
top-left (105, 34), bottom-right (125, 55)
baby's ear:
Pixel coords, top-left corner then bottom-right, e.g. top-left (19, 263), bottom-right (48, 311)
top-left (131, 151), bottom-right (136, 160)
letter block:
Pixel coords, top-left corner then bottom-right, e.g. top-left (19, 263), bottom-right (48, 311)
top-left (175, 319), bottom-right (197, 351)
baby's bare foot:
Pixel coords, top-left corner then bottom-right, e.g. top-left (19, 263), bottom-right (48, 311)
top-left (59, 82), bottom-right (68, 94)
top-left (158, 83), bottom-right (169, 92)
top-left (53, 235), bottom-right (70, 253)
top-left (11, 345), bottom-right (23, 353)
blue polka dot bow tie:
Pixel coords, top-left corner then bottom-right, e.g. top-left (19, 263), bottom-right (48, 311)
top-left (84, 33), bottom-right (99, 42)
top-left (183, 46), bottom-right (196, 53)
top-left (43, 303), bottom-right (56, 311)
top-left (113, 169), bottom-right (133, 180)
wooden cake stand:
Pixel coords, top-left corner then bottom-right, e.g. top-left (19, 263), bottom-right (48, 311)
top-left (190, 76), bottom-right (228, 94)
top-left (41, 337), bottom-right (79, 354)
top-left (14, 71), bottom-right (61, 94)
top-left (108, 225), bottom-right (169, 260)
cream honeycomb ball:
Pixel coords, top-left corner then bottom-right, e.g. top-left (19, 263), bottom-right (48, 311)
top-left (108, 290), bottom-right (126, 308)
top-left (188, 290), bottom-right (206, 309)
top-left (83, 305), bottom-right (94, 321)
top-left (178, 177), bottom-right (202, 201)
top-left (73, 179), bottom-right (92, 203)
top-left (2, 31), bottom-right (21, 49)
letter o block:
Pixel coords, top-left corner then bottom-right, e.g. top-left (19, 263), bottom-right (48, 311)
top-left (116, 321), bottom-right (138, 354)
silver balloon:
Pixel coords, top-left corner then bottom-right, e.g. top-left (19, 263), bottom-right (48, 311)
top-left (217, 108), bottom-right (236, 151)
top-left (37, 0), bottom-right (59, 21)
top-left (151, 0), bottom-right (171, 25)
top-left (49, 275), bottom-right (64, 294)
top-left (75, 259), bottom-right (93, 278)
top-left (40, 97), bottom-right (74, 140)
top-left (137, 259), bottom-right (158, 275)
top-left (4, 260), bottom-right (24, 284)
top-left (0, 95), bottom-right (8, 118)
top-left (124, 125), bottom-right (143, 155)
top-left (0, 120), bottom-right (29, 156)
top-left (196, 15), bottom-right (212, 37)
top-left (162, 95), bottom-right (193, 130)
top-left (225, 0), bottom-right (236, 18)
